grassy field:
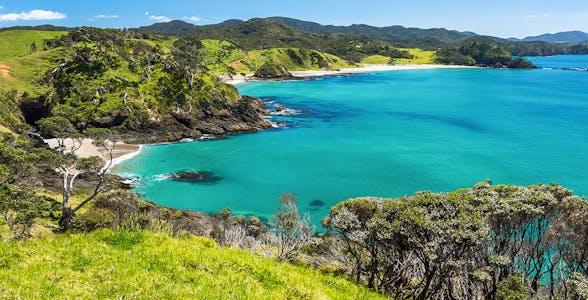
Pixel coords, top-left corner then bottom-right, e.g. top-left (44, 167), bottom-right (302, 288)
top-left (0, 30), bottom-right (67, 61)
top-left (0, 230), bottom-right (385, 299)
top-left (0, 48), bottom-right (66, 96)
top-left (361, 55), bottom-right (392, 65)
top-left (394, 48), bottom-right (437, 64)
top-left (352, 49), bottom-right (437, 66)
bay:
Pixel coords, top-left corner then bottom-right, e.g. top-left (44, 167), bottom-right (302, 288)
top-left (115, 56), bottom-right (588, 225)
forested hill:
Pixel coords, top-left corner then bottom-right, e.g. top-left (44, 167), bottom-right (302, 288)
top-left (138, 17), bottom-right (588, 56)
top-left (268, 16), bottom-right (475, 44)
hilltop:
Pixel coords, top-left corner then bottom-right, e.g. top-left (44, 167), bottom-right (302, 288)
top-left (509, 30), bottom-right (588, 43)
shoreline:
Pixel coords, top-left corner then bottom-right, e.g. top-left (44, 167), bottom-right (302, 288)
top-left (290, 64), bottom-right (476, 77)
top-left (109, 144), bottom-right (143, 169)
top-left (44, 138), bottom-right (143, 171)
top-left (222, 64), bottom-right (476, 85)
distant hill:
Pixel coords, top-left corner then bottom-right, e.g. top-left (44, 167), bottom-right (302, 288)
top-left (268, 16), bottom-right (475, 44)
top-left (0, 24), bottom-right (70, 33)
top-left (138, 17), bottom-right (476, 50)
top-left (509, 31), bottom-right (588, 43)
top-left (139, 18), bottom-right (423, 63)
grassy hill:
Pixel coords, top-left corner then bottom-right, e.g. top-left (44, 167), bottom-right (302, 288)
top-left (236, 48), bottom-right (354, 74)
top-left (0, 229), bottom-right (385, 299)
top-left (200, 39), bottom-right (355, 74)
top-left (0, 30), bottom-right (67, 60)
top-left (361, 48), bottom-right (436, 65)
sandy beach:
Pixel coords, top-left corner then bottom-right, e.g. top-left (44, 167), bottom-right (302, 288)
top-left (221, 64), bottom-right (474, 85)
top-left (44, 138), bottom-right (142, 169)
top-left (290, 64), bottom-right (474, 77)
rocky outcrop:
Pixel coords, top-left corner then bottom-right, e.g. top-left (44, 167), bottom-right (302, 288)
top-left (193, 96), bottom-right (272, 135)
top-left (118, 96), bottom-right (272, 144)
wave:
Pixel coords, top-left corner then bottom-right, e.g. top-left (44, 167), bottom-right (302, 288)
top-left (154, 174), bottom-right (172, 181)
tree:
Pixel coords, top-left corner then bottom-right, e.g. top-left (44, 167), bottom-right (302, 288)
top-left (0, 133), bottom-right (55, 239)
top-left (36, 118), bottom-right (117, 230)
top-left (324, 181), bottom-right (588, 299)
top-left (37, 116), bottom-right (79, 155)
top-left (0, 185), bottom-right (47, 239)
top-left (262, 193), bottom-right (315, 261)
top-left (28, 41), bottom-right (37, 54)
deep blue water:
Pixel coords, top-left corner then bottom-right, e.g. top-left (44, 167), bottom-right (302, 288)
top-left (115, 56), bottom-right (588, 225)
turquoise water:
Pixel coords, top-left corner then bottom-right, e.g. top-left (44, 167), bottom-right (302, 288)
top-left (526, 54), bottom-right (588, 70)
top-left (115, 57), bottom-right (588, 225)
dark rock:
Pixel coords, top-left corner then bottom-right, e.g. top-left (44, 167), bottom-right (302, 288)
top-left (309, 199), bottom-right (325, 207)
top-left (169, 170), bottom-right (223, 184)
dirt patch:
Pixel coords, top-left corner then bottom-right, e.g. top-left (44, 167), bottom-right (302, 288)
top-left (0, 62), bottom-right (11, 79)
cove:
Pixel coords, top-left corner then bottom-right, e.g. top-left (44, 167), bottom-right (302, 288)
top-left (115, 56), bottom-right (588, 225)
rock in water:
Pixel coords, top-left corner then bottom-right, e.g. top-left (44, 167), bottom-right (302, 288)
top-left (169, 170), bottom-right (223, 184)
top-left (309, 199), bottom-right (325, 207)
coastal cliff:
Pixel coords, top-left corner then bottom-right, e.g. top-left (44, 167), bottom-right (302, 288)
top-left (0, 28), bottom-right (271, 144)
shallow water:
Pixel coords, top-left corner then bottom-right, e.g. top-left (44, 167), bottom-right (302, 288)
top-left (115, 55), bottom-right (588, 225)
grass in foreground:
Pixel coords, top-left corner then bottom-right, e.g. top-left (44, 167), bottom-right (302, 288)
top-left (0, 230), bottom-right (386, 299)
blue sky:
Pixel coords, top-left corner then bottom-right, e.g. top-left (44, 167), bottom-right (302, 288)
top-left (0, 0), bottom-right (587, 38)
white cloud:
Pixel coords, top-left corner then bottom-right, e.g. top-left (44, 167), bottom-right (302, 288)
top-left (0, 9), bottom-right (66, 22)
top-left (144, 11), bottom-right (149, 16)
top-left (182, 16), bottom-right (201, 22)
top-left (93, 14), bottom-right (119, 19)
top-left (149, 15), bottom-right (171, 23)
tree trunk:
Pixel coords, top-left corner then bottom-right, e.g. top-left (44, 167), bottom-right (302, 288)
top-left (59, 206), bottom-right (75, 230)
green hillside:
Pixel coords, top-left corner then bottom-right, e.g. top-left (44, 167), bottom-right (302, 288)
top-left (0, 28), bottom-right (271, 140)
top-left (394, 48), bottom-right (437, 64)
top-left (0, 230), bottom-right (385, 299)
top-left (0, 30), bottom-right (67, 60)
top-left (237, 48), bottom-right (354, 74)
top-left (200, 39), bottom-right (355, 74)
top-left (361, 48), bottom-right (436, 65)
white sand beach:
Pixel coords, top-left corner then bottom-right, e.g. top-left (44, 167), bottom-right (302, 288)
top-left (289, 64), bottom-right (475, 77)
top-left (44, 138), bottom-right (142, 168)
top-left (221, 64), bottom-right (475, 85)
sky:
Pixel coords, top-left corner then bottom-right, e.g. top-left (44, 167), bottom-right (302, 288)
top-left (0, 0), bottom-right (587, 38)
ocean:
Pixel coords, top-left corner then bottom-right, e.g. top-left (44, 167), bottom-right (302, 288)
top-left (114, 55), bottom-right (588, 225)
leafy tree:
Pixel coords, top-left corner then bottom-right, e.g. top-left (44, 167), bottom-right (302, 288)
top-left (496, 275), bottom-right (528, 300)
top-left (324, 181), bottom-right (588, 299)
top-left (0, 133), bottom-right (56, 239)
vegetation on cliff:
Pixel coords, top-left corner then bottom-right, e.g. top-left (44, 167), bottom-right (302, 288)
top-left (0, 28), bottom-right (270, 141)
top-left (436, 39), bottom-right (536, 68)
top-left (323, 181), bottom-right (588, 298)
